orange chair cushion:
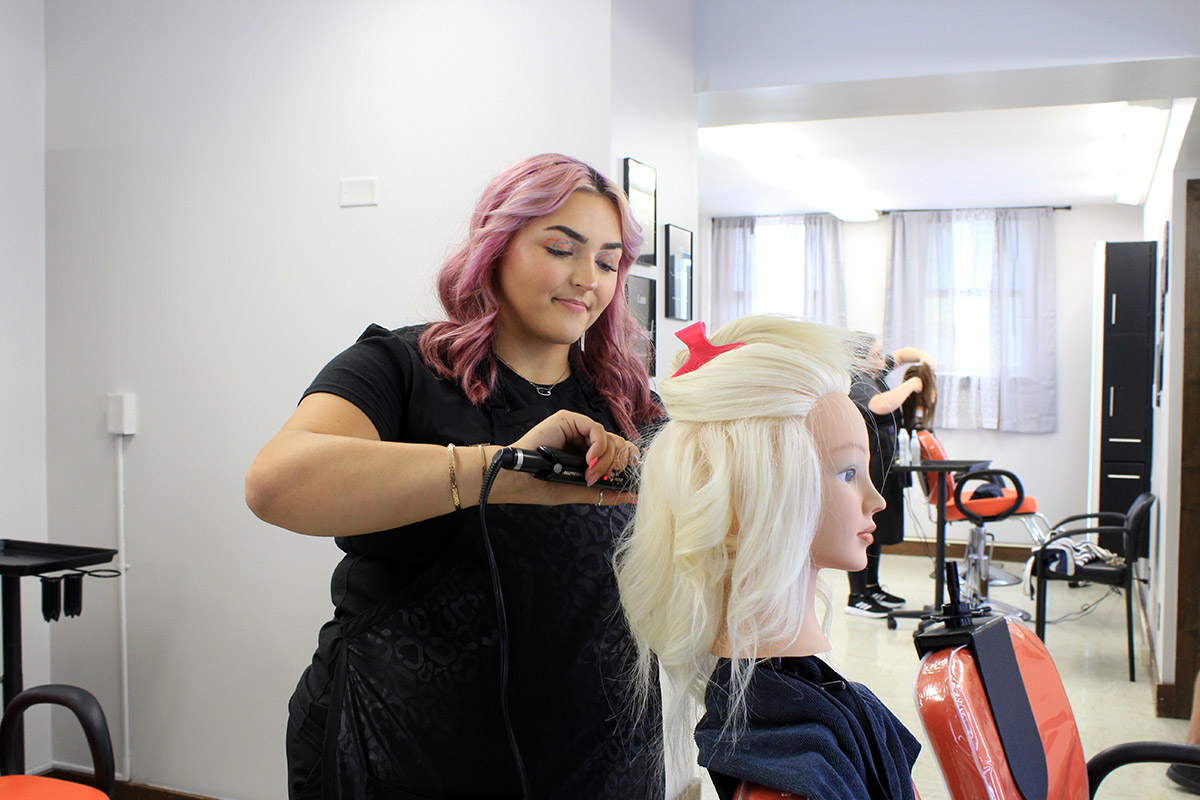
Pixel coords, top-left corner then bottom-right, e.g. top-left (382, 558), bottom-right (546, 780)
top-left (914, 618), bottom-right (1088, 800)
top-left (943, 489), bottom-right (1038, 521)
top-left (0, 775), bottom-right (108, 799)
top-left (914, 431), bottom-right (1038, 520)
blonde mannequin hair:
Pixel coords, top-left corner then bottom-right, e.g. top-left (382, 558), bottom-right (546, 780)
top-left (614, 314), bottom-right (865, 779)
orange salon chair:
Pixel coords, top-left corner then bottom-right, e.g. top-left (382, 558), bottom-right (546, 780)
top-left (913, 429), bottom-right (1046, 618)
top-left (0, 684), bottom-right (114, 799)
top-left (913, 567), bottom-right (1200, 799)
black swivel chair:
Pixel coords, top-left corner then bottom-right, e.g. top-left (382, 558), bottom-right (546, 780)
top-left (1034, 492), bottom-right (1155, 682)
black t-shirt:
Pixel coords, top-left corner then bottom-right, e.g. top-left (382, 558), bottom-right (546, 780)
top-left (290, 324), bottom-right (662, 799)
top-left (850, 371), bottom-right (905, 543)
top-left (303, 323), bottom-right (618, 575)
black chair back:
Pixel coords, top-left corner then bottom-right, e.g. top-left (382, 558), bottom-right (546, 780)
top-left (1124, 493), bottom-right (1156, 562)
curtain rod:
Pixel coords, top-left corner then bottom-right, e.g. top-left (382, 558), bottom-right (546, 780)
top-left (880, 205), bottom-right (1071, 215)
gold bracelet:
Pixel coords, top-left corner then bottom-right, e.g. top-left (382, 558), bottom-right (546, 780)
top-left (447, 443), bottom-right (461, 511)
top-left (478, 444), bottom-right (488, 482)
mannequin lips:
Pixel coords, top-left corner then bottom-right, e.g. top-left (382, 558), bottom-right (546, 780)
top-left (858, 527), bottom-right (876, 544)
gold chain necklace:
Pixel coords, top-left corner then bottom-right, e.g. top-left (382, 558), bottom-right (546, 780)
top-left (494, 354), bottom-right (571, 397)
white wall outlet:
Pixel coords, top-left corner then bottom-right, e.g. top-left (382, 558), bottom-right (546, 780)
top-left (107, 392), bottom-right (138, 435)
top-left (339, 177), bottom-right (378, 208)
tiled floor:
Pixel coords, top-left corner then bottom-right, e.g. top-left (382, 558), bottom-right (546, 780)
top-left (693, 553), bottom-right (1192, 799)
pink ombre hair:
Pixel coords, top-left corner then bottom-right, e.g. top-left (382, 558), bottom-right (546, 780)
top-left (419, 153), bottom-right (661, 438)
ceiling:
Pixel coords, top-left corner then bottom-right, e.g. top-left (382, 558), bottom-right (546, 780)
top-left (689, 1), bottom-right (1200, 222)
top-left (698, 100), bottom-right (1184, 220)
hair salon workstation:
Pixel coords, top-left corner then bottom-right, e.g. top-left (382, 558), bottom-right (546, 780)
top-left (7, 2), bottom-right (1200, 799)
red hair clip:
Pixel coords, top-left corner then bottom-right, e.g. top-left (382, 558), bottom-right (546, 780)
top-left (670, 321), bottom-right (746, 377)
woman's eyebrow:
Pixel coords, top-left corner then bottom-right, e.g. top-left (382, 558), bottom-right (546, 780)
top-left (546, 224), bottom-right (622, 251)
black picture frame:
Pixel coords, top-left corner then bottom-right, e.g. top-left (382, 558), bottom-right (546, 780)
top-left (1155, 220), bottom-right (1169, 405)
top-left (623, 158), bottom-right (656, 266)
top-left (625, 275), bottom-right (657, 376)
top-left (665, 224), bottom-right (693, 320)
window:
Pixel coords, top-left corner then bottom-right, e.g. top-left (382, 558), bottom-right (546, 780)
top-left (711, 213), bottom-right (846, 328)
top-left (887, 208), bottom-right (1057, 432)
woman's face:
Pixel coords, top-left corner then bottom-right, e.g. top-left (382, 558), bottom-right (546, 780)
top-left (866, 340), bottom-right (887, 371)
top-left (494, 190), bottom-right (623, 350)
top-left (808, 393), bottom-right (887, 572)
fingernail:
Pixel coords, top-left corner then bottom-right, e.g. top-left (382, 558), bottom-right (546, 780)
top-left (588, 457), bottom-right (599, 470)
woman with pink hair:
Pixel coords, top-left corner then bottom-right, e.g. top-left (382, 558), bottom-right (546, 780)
top-left (247, 154), bottom-right (663, 799)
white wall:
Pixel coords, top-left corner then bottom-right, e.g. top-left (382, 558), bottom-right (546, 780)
top-left (0, 0), bottom-right (51, 771)
top-left (611, 0), bottom-right (698, 385)
top-left (1144, 158), bottom-right (1200, 685)
top-left (43, 1), bottom-right (613, 796)
top-left (41, 1), bottom-right (694, 797)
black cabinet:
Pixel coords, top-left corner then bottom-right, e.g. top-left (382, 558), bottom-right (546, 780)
top-left (1097, 241), bottom-right (1156, 555)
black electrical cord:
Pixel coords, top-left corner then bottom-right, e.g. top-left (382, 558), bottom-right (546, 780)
top-left (478, 451), bottom-right (532, 799)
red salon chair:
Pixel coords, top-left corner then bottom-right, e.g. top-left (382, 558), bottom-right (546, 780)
top-left (1034, 492), bottom-right (1155, 682)
top-left (913, 429), bottom-right (1045, 617)
top-left (0, 684), bottom-right (114, 799)
top-left (913, 569), bottom-right (1200, 799)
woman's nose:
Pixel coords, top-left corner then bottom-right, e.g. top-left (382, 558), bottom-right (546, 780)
top-left (572, 259), bottom-right (599, 289)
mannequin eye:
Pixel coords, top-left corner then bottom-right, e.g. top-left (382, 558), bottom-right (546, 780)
top-left (836, 467), bottom-right (856, 483)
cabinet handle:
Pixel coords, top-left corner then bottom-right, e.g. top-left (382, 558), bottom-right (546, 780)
top-left (1111, 293), bottom-right (1117, 325)
top-left (1105, 474), bottom-right (1141, 480)
top-left (1108, 386), bottom-right (1114, 417)
top-left (1107, 437), bottom-right (1142, 443)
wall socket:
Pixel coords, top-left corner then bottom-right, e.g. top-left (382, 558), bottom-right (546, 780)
top-left (339, 177), bottom-right (378, 208)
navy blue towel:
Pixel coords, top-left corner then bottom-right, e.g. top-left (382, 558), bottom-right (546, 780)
top-left (696, 656), bottom-right (920, 800)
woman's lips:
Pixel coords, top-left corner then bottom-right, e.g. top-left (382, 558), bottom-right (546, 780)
top-left (555, 298), bottom-right (589, 313)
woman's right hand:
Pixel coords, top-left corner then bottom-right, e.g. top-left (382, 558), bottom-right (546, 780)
top-left (485, 410), bottom-right (640, 507)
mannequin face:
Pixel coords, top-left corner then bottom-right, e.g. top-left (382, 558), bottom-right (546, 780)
top-left (808, 393), bottom-right (887, 572)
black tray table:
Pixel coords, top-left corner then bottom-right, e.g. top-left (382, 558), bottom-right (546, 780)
top-left (889, 460), bottom-right (990, 628)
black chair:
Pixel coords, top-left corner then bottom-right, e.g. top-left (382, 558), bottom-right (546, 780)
top-left (0, 684), bottom-right (115, 798)
top-left (1034, 492), bottom-right (1155, 682)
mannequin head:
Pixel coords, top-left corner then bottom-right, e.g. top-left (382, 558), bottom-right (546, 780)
top-left (615, 315), bottom-right (876, 750)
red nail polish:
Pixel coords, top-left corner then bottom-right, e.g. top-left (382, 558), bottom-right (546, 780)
top-left (588, 457), bottom-right (599, 470)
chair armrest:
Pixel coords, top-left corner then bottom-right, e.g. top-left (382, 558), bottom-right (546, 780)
top-left (1049, 511), bottom-right (1124, 530)
top-left (1087, 741), bottom-right (1200, 798)
top-left (0, 684), bottom-right (114, 794)
top-left (1042, 527), bottom-right (1128, 547)
top-left (952, 468), bottom-right (1024, 524)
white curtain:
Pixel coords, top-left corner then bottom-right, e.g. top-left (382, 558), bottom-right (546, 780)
top-left (710, 213), bottom-right (846, 328)
top-left (885, 208), bottom-right (1057, 432)
top-left (710, 217), bottom-right (756, 328)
